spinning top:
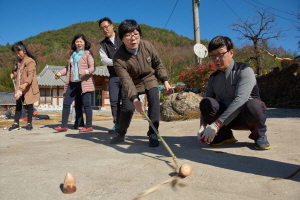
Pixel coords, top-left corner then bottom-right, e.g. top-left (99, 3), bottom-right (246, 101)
top-left (63, 173), bottom-right (76, 194)
top-left (179, 163), bottom-right (192, 177)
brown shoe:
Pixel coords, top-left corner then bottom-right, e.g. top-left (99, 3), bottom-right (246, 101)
top-left (54, 126), bottom-right (68, 132)
top-left (79, 127), bottom-right (93, 132)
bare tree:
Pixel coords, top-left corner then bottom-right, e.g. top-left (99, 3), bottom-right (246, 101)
top-left (296, 7), bottom-right (300, 50)
top-left (231, 9), bottom-right (284, 76)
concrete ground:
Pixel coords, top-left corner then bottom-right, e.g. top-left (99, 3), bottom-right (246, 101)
top-left (0, 108), bottom-right (299, 200)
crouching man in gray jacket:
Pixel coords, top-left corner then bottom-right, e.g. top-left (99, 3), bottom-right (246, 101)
top-left (198, 36), bottom-right (269, 150)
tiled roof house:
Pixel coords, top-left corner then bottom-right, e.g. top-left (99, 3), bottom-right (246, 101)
top-left (37, 65), bottom-right (111, 110)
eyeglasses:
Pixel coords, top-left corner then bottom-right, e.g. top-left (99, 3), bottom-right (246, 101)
top-left (209, 51), bottom-right (229, 59)
top-left (100, 24), bottom-right (111, 31)
top-left (124, 32), bottom-right (140, 39)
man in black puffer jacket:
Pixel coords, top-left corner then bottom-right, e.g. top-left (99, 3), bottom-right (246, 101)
top-left (99, 17), bottom-right (125, 134)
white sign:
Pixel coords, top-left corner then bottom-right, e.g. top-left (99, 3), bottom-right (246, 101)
top-left (193, 43), bottom-right (208, 58)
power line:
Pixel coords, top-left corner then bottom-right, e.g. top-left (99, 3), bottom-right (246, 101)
top-left (221, 0), bottom-right (244, 22)
top-left (250, 0), bottom-right (298, 17)
top-left (243, 0), bottom-right (299, 23)
top-left (0, 35), bottom-right (7, 45)
top-left (164, 0), bottom-right (179, 29)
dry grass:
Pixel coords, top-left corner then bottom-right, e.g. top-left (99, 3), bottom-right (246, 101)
top-left (164, 112), bottom-right (200, 121)
top-left (0, 112), bottom-right (143, 128)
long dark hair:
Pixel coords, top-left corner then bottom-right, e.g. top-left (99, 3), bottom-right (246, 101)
top-left (11, 41), bottom-right (36, 62)
top-left (71, 34), bottom-right (91, 51)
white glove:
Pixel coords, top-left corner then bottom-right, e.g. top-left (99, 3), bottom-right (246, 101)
top-left (200, 122), bottom-right (219, 143)
top-left (197, 126), bottom-right (206, 142)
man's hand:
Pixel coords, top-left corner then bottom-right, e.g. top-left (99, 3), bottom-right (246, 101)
top-left (197, 125), bottom-right (206, 143)
top-left (133, 99), bottom-right (144, 114)
top-left (10, 74), bottom-right (14, 79)
top-left (200, 122), bottom-right (219, 143)
top-left (163, 81), bottom-right (173, 94)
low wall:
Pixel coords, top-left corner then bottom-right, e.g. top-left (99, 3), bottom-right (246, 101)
top-left (256, 63), bottom-right (300, 108)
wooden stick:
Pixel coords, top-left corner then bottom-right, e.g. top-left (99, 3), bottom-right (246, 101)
top-left (51, 70), bottom-right (66, 83)
top-left (134, 176), bottom-right (178, 200)
top-left (143, 112), bottom-right (179, 172)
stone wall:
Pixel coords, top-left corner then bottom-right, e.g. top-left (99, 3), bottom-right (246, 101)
top-left (256, 63), bottom-right (300, 108)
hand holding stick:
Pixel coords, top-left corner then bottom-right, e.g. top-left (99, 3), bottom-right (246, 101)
top-left (51, 70), bottom-right (66, 83)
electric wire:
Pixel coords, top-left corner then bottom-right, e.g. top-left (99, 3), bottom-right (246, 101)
top-left (250, 0), bottom-right (298, 17)
top-left (164, 0), bottom-right (179, 29)
top-left (0, 35), bottom-right (6, 44)
top-left (243, 0), bottom-right (299, 23)
top-left (221, 0), bottom-right (245, 22)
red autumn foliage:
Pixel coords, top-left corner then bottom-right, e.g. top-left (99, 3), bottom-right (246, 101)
top-left (179, 63), bottom-right (216, 92)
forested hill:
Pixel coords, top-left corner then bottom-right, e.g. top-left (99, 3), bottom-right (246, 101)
top-left (0, 21), bottom-right (200, 91)
top-left (0, 20), bottom-right (291, 91)
top-left (0, 21), bottom-right (197, 68)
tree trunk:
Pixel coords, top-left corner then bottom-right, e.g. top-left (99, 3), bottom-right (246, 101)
top-left (254, 41), bottom-right (262, 76)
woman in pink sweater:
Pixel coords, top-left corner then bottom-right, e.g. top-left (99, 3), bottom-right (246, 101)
top-left (54, 34), bottom-right (95, 132)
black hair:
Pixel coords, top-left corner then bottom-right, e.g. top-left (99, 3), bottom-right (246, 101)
top-left (71, 34), bottom-right (91, 51)
top-left (98, 17), bottom-right (112, 27)
top-left (118, 19), bottom-right (142, 40)
top-left (208, 36), bottom-right (233, 53)
top-left (11, 41), bottom-right (36, 62)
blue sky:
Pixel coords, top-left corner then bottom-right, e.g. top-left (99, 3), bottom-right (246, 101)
top-left (0, 0), bottom-right (299, 54)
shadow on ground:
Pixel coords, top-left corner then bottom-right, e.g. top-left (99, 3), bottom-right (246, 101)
top-left (65, 130), bottom-right (300, 183)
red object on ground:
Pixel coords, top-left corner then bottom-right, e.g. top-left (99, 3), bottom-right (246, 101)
top-left (54, 126), bottom-right (68, 132)
top-left (79, 127), bottom-right (93, 132)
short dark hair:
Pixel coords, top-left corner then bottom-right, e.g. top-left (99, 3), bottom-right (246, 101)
top-left (98, 17), bottom-right (112, 27)
top-left (208, 36), bottom-right (233, 53)
top-left (11, 41), bottom-right (36, 62)
top-left (71, 34), bottom-right (91, 51)
top-left (118, 19), bottom-right (142, 40)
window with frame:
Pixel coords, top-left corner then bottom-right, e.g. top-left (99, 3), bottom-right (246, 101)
top-left (39, 88), bottom-right (51, 104)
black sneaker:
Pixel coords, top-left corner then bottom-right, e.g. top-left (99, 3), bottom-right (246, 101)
top-left (8, 124), bottom-right (20, 131)
top-left (149, 134), bottom-right (159, 147)
top-left (209, 134), bottom-right (236, 146)
top-left (108, 124), bottom-right (118, 134)
top-left (255, 135), bottom-right (270, 150)
top-left (110, 133), bottom-right (125, 144)
top-left (26, 124), bottom-right (33, 131)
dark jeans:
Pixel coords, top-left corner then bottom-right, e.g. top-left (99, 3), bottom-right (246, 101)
top-left (14, 95), bottom-right (33, 124)
top-left (109, 75), bottom-right (125, 124)
top-left (73, 102), bottom-right (84, 127)
top-left (61, 82), bottom-right (92, 128)
top-left (200, 97), bottom-right (267, 140)
top-left (116, 87), bottom-right (160, 136)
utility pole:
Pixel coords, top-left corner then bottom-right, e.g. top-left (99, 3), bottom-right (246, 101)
top-left (192, 0), bottom-right (201, 64)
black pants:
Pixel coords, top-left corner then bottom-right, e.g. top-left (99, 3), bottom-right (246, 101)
top-left (61, 82), bottom-right (92, 128)
top-left (109, 75), bottom-right (125, 125)
top-left (115, 87), bottom-right (160, 136)
top-left (14, 95), bottom-right (33, 124)
top-left (200, 97), bottom-right (267, 140)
